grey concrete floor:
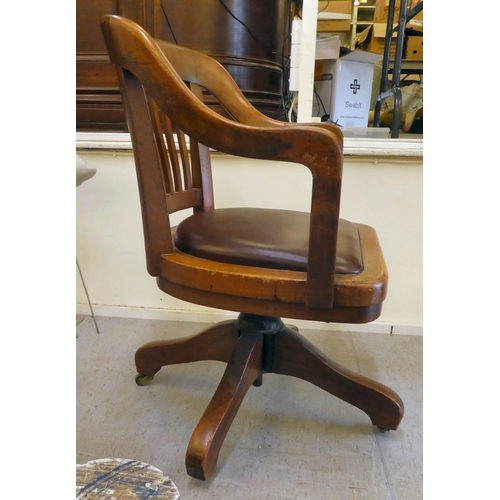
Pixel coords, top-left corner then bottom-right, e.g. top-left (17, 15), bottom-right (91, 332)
top-left (76, 316), bottom-right (422, 499)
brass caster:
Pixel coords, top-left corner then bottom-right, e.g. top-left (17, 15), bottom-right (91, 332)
top-left (135, 373), bottom-right (155, 386)
top-left (135, 367), bottom-right (161, 386)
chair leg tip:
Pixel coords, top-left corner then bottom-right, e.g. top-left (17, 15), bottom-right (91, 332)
top-left (186, 460), bottom-right (213, 481)
top-left (371, 406), bottom-right (404, 431)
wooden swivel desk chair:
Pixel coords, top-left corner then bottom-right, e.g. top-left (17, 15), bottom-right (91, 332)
top-left (101, 15), bottom-right (404, 480)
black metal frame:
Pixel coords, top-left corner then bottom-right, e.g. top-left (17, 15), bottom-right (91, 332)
top-left (373, 0), bottom-right (423, 138)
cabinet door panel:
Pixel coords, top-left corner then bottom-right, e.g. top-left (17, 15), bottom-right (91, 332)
top-left (76, 0), bottom-right (151, 131)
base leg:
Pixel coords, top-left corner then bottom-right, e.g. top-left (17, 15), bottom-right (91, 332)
top-left (271, 326), bottom-right (404, 431)
top-left (135, 320), bottom-right (239, 381)
top-left (185, 331), bottom-right (263, 480)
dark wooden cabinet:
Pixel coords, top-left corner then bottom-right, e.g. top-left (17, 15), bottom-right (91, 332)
top-left (76, 0), bottom-right (292, 131)
top-left (76, 0), bottom-right (152, 131)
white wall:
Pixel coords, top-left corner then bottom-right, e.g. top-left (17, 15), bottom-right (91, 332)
top-left (76, 148), bottom-right (422, 335)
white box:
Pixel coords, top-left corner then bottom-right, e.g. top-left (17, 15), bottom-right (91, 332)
top-left (314, 50), bottom-right (383, 128)
top-left (315, 35), bottom-right (340, 61)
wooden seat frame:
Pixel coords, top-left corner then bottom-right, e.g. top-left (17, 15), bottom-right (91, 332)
top-left (101, 15), bottom-right (404, 481)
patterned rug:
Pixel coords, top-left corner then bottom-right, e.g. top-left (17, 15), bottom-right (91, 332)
top-left (76, 459), bottom-right (180, 499)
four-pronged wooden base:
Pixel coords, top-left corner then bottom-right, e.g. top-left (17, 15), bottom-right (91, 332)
top-left (134, 314), bottom-right (404, 480)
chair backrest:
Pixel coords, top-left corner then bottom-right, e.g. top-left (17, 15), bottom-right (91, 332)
top-left (100, 15), bottom-right (288, 277)
top-left (101, 17), bottom-right (219, 277)
top-left (101, 14), bottom-right (346, 309)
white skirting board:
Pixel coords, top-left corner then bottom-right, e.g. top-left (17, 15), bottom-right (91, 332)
top-left (76, 303), bottom-right (422, 336)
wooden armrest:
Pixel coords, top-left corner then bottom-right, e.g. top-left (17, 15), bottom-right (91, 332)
top-left (154, 37), bottom-right (344, 150)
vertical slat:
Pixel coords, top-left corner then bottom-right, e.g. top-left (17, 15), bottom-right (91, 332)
top-left (176, 128), bottom-right (192, 190)
top-left (160, 114), bottom-right (183, 192)
top-left (190, 83), bottom-right (214, 211)
top-left (148, 98), bottom-right (174, 193)
top-left (190, 141), bottom-right (214, 212)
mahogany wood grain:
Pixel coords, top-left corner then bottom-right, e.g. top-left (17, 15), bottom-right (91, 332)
top-left (185, 331), bottom-right (263, 480)
top-left (135, 321), bottom-right (239, 377)
top-left (101, 15), bottom-right (343, 308)
top-left (271, 326), bottom-right (404, 430)
top-left (159, 223), bottom-right (387, 310)
top-left (157, 279), bottom-right (384, 325)
top-left (100, 15), bottom-right (405, 481)
top-left (189, 85), bottom-right (215, 213)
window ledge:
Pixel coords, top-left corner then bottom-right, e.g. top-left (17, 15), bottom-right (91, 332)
top-left (76, 132), bottom-right (423, 157)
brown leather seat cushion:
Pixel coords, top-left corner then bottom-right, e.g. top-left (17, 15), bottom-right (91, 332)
top-left (174, 208), bottom-right (363, 274)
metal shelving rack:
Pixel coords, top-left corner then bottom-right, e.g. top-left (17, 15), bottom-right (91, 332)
top-left (372, 0), bottom-right (423, 138)
top-left (350, 1), bottom-right (376, 49)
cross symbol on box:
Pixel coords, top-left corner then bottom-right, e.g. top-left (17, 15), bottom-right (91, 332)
top-left (350, 79), bottom-right (361, 94)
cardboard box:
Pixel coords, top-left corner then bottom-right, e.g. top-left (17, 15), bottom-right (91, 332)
top-left (407, 8), bottom-right (423, 32)
top-left (374, 0), bottom-right (400, 23)
top-left (357, 23), bottom-right (397, 57)
top-left (357, 0), bottom-right (422, 58)
top-left (405, 35), bottom-right (423, 59)
top-left (313, 50), bottom-right (383, 127)
top-left (317, 1), bottom-right (352, 33)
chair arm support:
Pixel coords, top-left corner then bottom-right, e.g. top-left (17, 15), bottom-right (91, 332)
top-left (169, 113), bottom-right (342, 309)
top-left (179, 120), bottom-right (342, 309)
